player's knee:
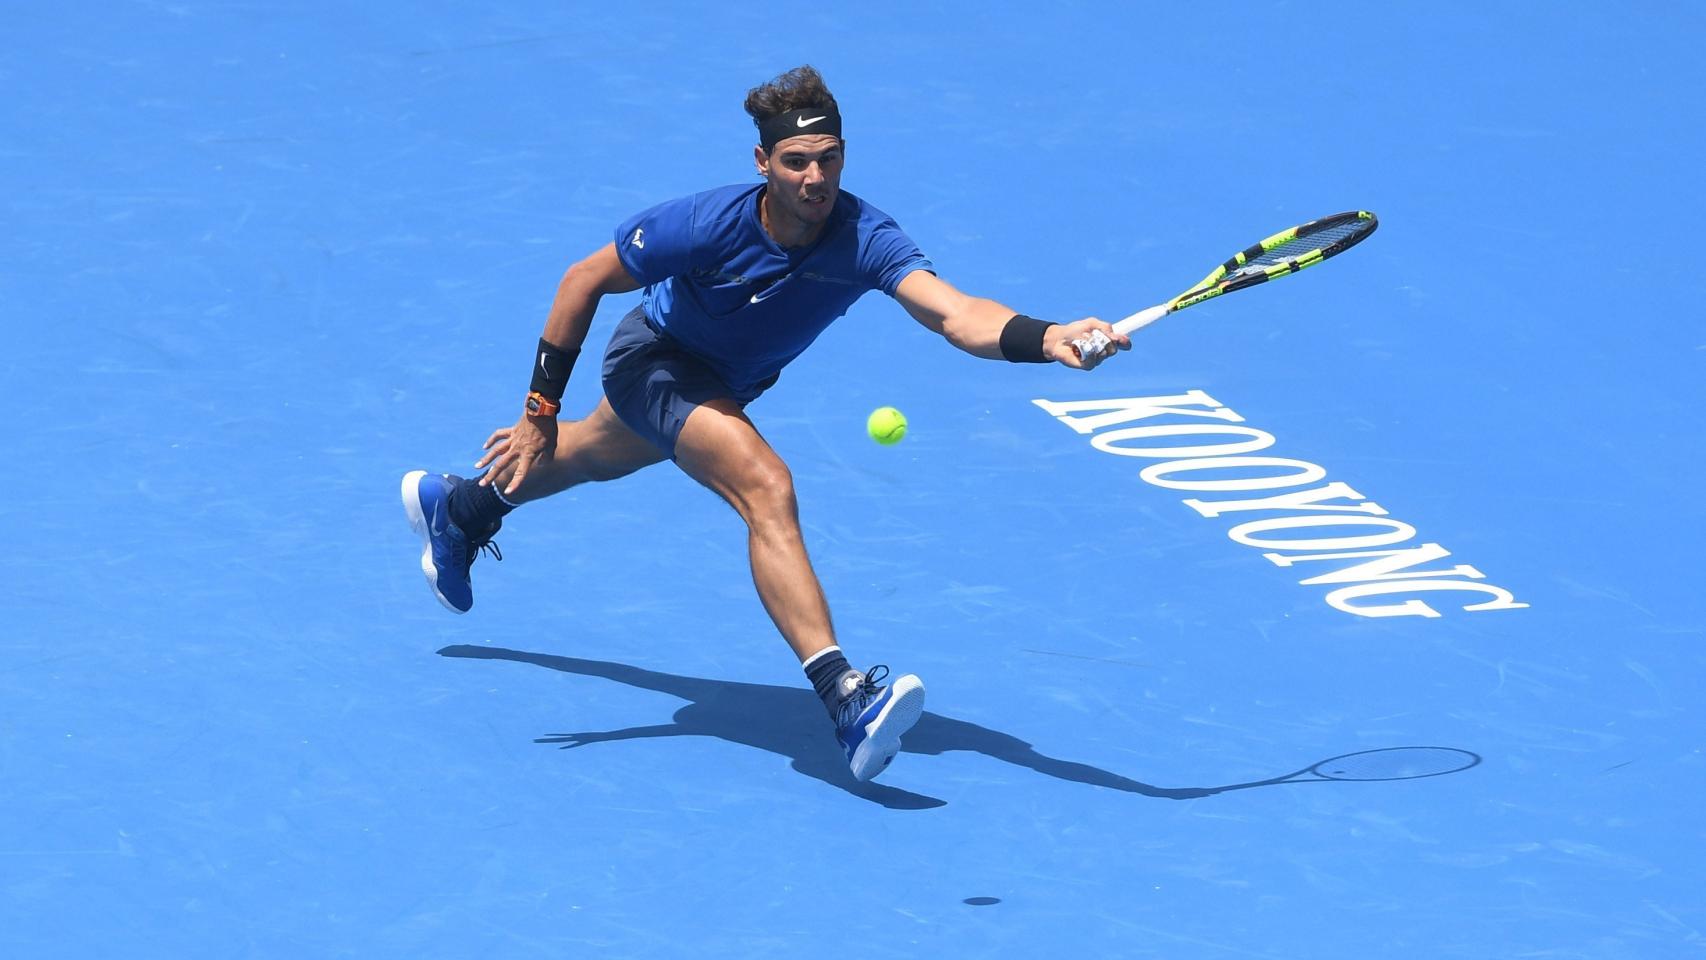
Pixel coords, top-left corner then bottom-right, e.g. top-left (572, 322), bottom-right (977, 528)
top-left (738, 461), bottom-right (798, 524)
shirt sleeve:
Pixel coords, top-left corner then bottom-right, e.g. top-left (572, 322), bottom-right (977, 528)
top-left (614, 194), bottom-right (697, 286)
top-left (861, 218), bottom-right (935, 297)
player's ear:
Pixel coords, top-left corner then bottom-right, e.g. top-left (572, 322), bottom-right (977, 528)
top-left (753, 144), bottom-right (768, 177)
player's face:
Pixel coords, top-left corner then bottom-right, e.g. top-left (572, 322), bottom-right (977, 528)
top-left (757, 135), bottom-right (844, 224)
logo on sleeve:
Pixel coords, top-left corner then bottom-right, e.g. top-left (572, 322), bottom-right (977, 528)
top-left (629, 227), bottom-right (645, 249)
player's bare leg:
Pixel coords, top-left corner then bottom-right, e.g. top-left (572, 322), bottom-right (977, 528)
top-left (672, 397), bottom-right (835, 663)
top-left (486, 397), bottom-right (668, 501)
top-left (672, 398), bottom-right (923, 781)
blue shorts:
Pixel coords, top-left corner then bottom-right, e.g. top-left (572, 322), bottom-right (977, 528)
top-left (601, 306), bottom-right (777, 458)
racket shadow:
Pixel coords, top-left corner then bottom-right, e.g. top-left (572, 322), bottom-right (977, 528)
top-left (437, 646), bottom-right (1479, 808)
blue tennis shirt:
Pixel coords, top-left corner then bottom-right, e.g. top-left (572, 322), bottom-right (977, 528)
top-left (613, 183), bottom-right (933, 392)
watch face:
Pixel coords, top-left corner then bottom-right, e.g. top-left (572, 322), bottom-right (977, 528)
top-left (526, 397), bottom-right (541, 414)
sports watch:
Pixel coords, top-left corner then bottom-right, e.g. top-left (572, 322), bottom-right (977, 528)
top-left (525, 391), bottom-right (561, 417)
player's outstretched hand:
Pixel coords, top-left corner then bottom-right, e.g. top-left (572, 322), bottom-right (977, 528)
top-left (1049, 317), bottom-right (1130, 370)
top-left (475, 414), bottom-right (559, 496)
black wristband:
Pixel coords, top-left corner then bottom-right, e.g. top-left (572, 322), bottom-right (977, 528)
top-left (999, 314), bottom-right (1055, 363)
top-left (530, 338), bottom-right (579, 401)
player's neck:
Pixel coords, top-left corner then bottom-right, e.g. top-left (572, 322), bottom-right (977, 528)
top-left (759, 190), bottom-right (825, 249)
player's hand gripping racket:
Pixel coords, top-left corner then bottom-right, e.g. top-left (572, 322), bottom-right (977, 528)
top-left (1073, 210), bottom-right (1379, 360)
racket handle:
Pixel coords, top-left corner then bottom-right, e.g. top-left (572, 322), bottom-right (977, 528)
top-left (1069, 304), bottom-right (1171, 362)
top-left (1112, 303), bottom-right (1171, 335)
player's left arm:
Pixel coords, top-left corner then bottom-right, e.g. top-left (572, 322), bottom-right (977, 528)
top-left (892, 270), bottom-right (1129, 369)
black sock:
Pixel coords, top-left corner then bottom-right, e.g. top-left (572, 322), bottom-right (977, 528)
top-left (448, 476), bottom-right (515, 532)
top-left (803, 647), bottom-right (859, 720)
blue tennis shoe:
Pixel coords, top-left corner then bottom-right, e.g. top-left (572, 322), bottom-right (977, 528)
top-left (834, 666), bottom-right (926, 781)
top-left (401, 470), bottom-right (502, 614)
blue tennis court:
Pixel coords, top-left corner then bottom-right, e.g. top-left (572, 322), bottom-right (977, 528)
top-left (5, 3), bottom-right (1703, 957)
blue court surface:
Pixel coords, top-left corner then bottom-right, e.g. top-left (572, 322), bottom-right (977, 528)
top-left (6, 3), bottom-right (1704, 958)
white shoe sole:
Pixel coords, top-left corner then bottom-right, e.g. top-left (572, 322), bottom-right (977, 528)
top-left (400, 470), bottom-right (463, 614)
top-left (850, 674), bottom-right (926, 782)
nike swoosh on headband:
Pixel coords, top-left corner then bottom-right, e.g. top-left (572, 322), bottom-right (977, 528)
top-left (796, 115), bottom-right (827, 128)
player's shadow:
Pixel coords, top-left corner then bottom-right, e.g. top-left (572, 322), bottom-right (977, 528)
top-left (439, 644), bottom-right (1221, 810)
top-left (438, 645), bottom-right (1482, 809)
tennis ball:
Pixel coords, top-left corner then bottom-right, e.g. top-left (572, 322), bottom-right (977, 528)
top-left (866, 406), bottom-right (907, 445)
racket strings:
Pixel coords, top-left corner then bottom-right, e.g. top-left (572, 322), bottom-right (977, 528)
top-left (1245, 221), bottom-right (1369, 269)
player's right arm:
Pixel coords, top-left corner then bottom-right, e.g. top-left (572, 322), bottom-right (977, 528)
top-left (477, 243), bottom-right (642, 494)
top-left (541, 242), bottom-right (644, 352)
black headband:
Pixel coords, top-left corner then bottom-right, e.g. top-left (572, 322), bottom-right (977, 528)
top-left (759, 107), bottom-right (842, 152)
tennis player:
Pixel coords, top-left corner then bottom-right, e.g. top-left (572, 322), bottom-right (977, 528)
top-left (402, 66), bottom-right (1129, 782)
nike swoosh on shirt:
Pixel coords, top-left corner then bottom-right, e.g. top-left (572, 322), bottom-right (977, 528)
top-left (796, 115), bottom-right (827, 128)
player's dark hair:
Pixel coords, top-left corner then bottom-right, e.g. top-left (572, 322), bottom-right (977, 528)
top-left (744, 65), bottom-right (839, 127)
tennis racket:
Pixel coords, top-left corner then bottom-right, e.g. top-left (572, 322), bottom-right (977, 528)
top-left (1073, 210), bottom-right (1379, 360)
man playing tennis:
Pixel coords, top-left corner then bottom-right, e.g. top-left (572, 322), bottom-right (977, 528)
top-left (402, 66), bottom-right (1129, 782)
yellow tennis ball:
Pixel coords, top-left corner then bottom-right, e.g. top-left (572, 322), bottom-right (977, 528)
top-left (867, 406), bottom-right (907, 445)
